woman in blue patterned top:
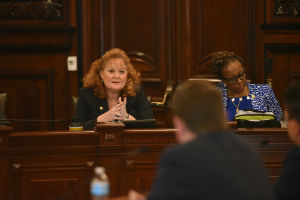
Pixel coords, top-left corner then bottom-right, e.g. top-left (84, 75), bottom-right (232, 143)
top-left (211, 51), bottom-right (283, 121)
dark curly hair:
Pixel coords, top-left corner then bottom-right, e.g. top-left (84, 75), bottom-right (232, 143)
top-left (211, 51), bottom-right (244, 79)
top-left (82, 48), bottom-right (140, 99)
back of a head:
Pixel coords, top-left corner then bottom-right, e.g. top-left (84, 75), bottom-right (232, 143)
top-left (284, 80), bottom-right (300, 124)
top-left (171, 80), bottom-right (226, 134)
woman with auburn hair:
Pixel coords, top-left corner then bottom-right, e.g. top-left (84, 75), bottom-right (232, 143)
top-left (72, 48), bottom-right (153, 129)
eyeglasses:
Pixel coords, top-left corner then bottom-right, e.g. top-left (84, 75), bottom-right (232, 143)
top-left (223, 71), bottom-right (246, 84)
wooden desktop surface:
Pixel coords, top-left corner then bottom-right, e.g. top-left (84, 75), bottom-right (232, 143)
top-left (111, 196), bottom-right (128, 200)
top-left (0, 124), bottom-right (294, 200)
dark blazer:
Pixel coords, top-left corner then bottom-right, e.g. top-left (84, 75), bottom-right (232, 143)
top-left (72, 86), bottom-right (153, 129)
top-left (274, 146), bottom-right (300, 200)
top-left (147, 131), bottom-right (274, 200)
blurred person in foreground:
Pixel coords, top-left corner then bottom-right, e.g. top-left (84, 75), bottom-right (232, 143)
top-left (274, 80), bottom-right (300, 200)
top-left (211, 51), bottom-right (282, 122)
top-left (72, 48), bottom-right (153, 130)
top-left (129, 80), bottom-right (274, 200)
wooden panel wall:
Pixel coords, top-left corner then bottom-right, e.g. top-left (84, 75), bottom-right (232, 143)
top-left (254, 0), bottom-right (300, 108)
top-left (81, 0), bottom-right (170, 98)
top-left (81, 0), bottom-right (256, 97)
top-left (0, 0), bottom-right (299, 131)
top-left (82, 0), bottom-right (299, 103)
top-left (108, 0), bottom-right (170, 97)
top-left (0, 71), bottom-right (53, 130)
top-left (0, 0), bottom-right (78, 131)
top-left (182, 0), bottom-right (253, 80)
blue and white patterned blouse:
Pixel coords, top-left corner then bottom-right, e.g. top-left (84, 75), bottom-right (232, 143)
top-left (218, 83), bottom-right (283, 121)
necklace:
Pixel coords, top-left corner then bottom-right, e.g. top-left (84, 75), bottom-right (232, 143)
top-left (230, 97), bottom-right (243, 114)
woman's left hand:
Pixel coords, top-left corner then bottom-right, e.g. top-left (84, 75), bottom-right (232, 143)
top-left (114, 97), bottom-right (129, 121)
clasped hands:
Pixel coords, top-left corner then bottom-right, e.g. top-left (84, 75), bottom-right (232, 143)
top-left (111, 97), bottom-right (129, 121)
top-left (97, 97), bottom-right (129, 122)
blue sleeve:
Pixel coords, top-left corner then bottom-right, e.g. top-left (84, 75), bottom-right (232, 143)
top-left (264, 85), bottom-right (283, 121)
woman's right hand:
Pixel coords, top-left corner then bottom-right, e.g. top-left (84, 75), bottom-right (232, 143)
top-left (97, 101), bottom-right (126, 122)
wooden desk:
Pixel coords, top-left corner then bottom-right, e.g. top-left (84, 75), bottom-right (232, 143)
top-left (0, 125), bottom-right (295, 200)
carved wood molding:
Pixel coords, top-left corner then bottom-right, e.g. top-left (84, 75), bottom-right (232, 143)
top-left (0, 27), bottom-right (74, 51)
top-left (264, 43), bottom-right (300, 51)
top-left (127, 51), bottom-right (156, 73)
top-left (195, 53), bottom-right (216, 76)
top-left (274, 0), bottom-right (300, 17)
top-left (264, 0), bottom-right (300, 25)
top-left (261, 23), bottom-right (300, 30)
top-left (123, 134), bottom-right (175, 145)
top-left (0, 0), bottom-right (64, 21)
top-left (11, 162), bottom-right (94, 172)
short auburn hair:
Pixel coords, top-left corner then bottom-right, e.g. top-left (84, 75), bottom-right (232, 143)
top-left (171, 80), bottom-right (226, 134)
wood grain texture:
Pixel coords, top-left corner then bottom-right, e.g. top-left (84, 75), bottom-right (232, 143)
top-left (0, 0), bottom-right (78, 131)
top-left (0, 125), bottom-right (295, 199)
top-left (0, 0), bottom-right (299, 131)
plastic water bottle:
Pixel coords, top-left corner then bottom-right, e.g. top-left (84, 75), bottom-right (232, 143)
top-left (90, 167), bottom-right (110, 200)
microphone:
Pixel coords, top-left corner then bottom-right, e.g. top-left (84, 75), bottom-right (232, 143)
top-left (0, 118), bottom-right (67, 123)
top-left (59, 146), bottom-right (150, 200)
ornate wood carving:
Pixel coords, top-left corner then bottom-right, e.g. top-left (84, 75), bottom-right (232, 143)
top-left (104, 132), bottom-right (117, 142)
top-left (264, 0), bottom-right (300, 24)
top-left (274, 0), bottom-right (300, 16)
top-left (127, 51), bottom-right (156, 74)
top-left (0, 0), bottom-right (64, 21)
